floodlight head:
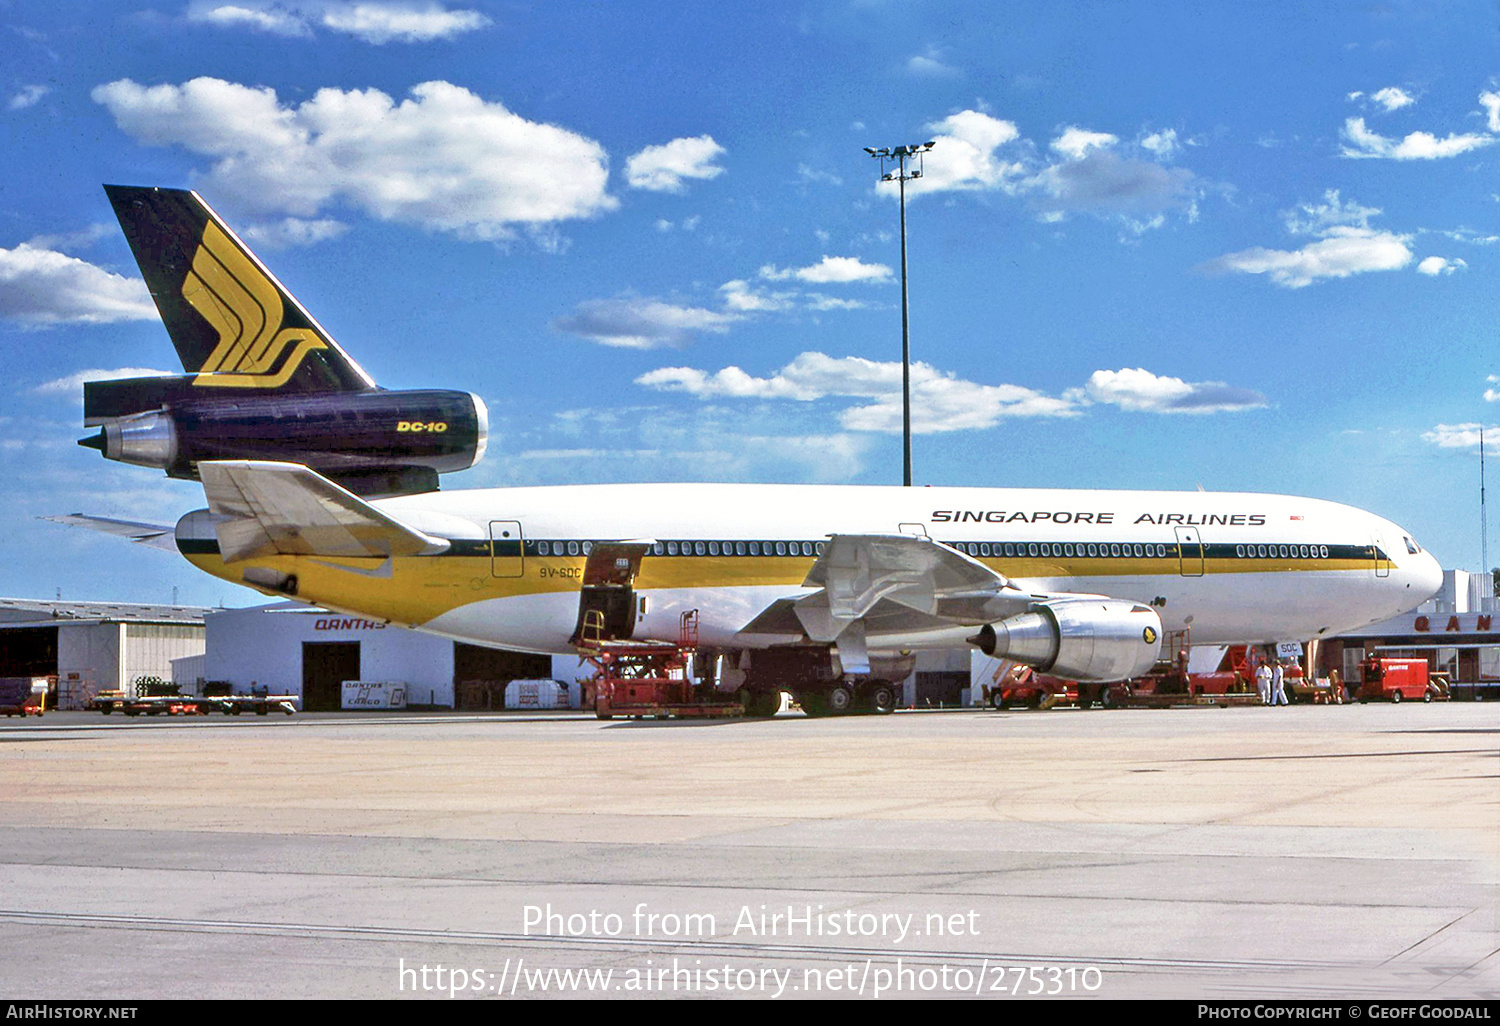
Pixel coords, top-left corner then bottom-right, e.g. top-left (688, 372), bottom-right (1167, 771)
top-left (923, 140), bottom-right (936, 149)
top-left (864, 147), bottom-right (878, 155)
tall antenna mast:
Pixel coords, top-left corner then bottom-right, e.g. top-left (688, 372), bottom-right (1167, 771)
top-left (1483, 425), bottom-right (1489, 583)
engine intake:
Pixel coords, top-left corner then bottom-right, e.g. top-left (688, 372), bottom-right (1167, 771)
top-left (968, 599), bottom-right (1163, 682)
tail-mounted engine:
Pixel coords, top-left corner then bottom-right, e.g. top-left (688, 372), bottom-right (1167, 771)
top-left (968, 599), bottom-right (1162, 683)
top-left (79, 378), bottom-right (486, 497)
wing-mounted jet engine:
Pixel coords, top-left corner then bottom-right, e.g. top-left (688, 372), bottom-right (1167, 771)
top-left (80, 186), bottom-right (485, 497)
top-left (731, 533), bottom-right (1163, 716)
top-left (967, 598), bottom-right (1162, 682)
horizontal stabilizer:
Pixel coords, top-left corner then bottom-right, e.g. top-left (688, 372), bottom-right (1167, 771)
top-left (41, 514), bottom-right (178, 552)
top-left (198, 460), bottom-right (449, 563)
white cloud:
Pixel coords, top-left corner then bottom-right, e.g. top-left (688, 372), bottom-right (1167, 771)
top-left (1483, 92), bottom-right (1500, 133)
top-left (719, 279), bottom-right (797, 313)
top-left (35, 367), bottom-right (174, 396)
top-left (1486, 377), bottom-right (1500, 403)
top-left (1204, 227), bottom-right (1413, 288)
top-left (1417, 255), bottom-right (1467, 276)
top-left (890, 110), bottom-right (1197, 230)
top-left (1050, 126), bottom-right (1117, 160)
top-left (1423, 423), bottom-right (1498, 450)
top-left (93, 77), bottom-right (616, 241)
top-left (1283, 190), bottom-right (1380, 235)
top-left (1204, 192), bottom-right (1413, 288)
top-left (1029, 146), bottom-right (1196, 221)
top-left (624, 135), bottom-right (726, 193)
top-left (321, 3), bottom-right (490, 43)
top-left (1371, 86), bottom-right (1416, 112)
top-left (187, 2), bottom-right (490, 43)
top-left (906, 46), bottom-right (959, 78)
top-left (1340, 116), bottom-right (1494, 160)
top-left (8, 85), bottom-right (49, 111)
top-left (894, 110), bottom-right (1025, 195)
top-left (1438, 227), bottom-right (1500, 245)
top-left (190, 4), bottom-right (312, 35)
top-left (796, 163), bottom-right (842, 186)
top-left (636, 351), bottom-right (1078, 434)
top-left (239, 217), bottom-right (349, 248)
top-left (1070, 368), bottom-right (1266, 414)
top-left (550, 297), bottom-right (738, 349)
top-left (803, 294), bottom-right (871, 312)
top-left (1140, 129), bottom-right (1179, 158)
top-left (0, 244), bottom-right (157, 326)
top-left (759, 255), bottom-right (892, 284)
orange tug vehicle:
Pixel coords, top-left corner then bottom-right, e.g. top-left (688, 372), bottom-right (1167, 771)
top-left (1356, 656), bottom-right (1449, 704)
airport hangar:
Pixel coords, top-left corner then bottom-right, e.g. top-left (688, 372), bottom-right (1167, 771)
top-left (0, 595), bottom-right (967, 711)
top-left (0, 569), bottom-right (1491, 710)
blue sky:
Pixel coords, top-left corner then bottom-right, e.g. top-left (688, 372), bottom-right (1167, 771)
top-left (2, 0), bottom-right (1499, 607)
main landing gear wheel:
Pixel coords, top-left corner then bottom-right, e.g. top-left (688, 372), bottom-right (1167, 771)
top-left (740, 688), bottom-right (781, 718)
top-left (864, 681), bottom-right (896, 715)
top-left (825, 683), bottom-right (855, 716)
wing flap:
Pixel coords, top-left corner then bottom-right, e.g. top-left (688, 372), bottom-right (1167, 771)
top-left (737, 533), bottom-right (1034, 646)
top-left (801, 533), bottom-right (1028, 624)
top-left (198, 460), bottom-right (449, 563)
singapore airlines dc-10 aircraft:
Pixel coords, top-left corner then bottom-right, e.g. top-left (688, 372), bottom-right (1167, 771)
top-left (65, 185), bottom-right (1442, 715)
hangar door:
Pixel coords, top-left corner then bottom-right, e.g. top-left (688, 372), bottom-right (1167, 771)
top-left (0, 626), bottom-right (58, 677)
top-left (302, 641), bottom-right (360, 712)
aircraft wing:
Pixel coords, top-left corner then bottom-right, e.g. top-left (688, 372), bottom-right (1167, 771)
top-left (41, 513), bottom-right (179, 552)
top-left (772, 533), bottom-right (1036, 672)
top-left (198, 460), bottom-right (450, 563)
top-left (803, 533), bottom-right (1026, 621)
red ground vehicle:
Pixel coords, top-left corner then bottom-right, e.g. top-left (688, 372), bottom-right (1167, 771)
top-left (0, 677), bottom-right (46, 717)
top-left (979, 664), bottom-right (1073, 709)
top-left (579, 611), bottom-right (745, 719)
top-left (1356, 657), bottom-right (1447, 704)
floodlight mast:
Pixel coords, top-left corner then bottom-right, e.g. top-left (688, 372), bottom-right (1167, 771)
top-left (866, 141), bottom-right (934, 487)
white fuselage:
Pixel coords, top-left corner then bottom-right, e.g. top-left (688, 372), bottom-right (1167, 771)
top-left (347, 482), bottom-right (1443, 656)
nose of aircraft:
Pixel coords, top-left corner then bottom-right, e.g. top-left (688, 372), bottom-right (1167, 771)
top-left (1411, 547), bottom-right (1443, 605)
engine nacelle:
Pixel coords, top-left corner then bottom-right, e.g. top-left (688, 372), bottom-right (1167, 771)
top-left (968, 599), bottom-right (1163, 682)
top-left (80, 388), bottom-right (486, 496)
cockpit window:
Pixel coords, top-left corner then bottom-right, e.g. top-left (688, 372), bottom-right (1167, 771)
top-left (1403, 536), bottom-right (1421, 555)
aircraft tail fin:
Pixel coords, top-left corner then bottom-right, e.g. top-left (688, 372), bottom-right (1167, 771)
top-left (103, 185), bottom-right (375, 395)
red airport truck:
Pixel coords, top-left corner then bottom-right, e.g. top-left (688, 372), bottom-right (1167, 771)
top-left (1355, 656), bottom-right (1448, 704)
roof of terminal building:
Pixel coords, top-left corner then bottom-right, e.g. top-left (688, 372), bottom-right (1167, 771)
top-left (0, 597), bottom-right (212, 627)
